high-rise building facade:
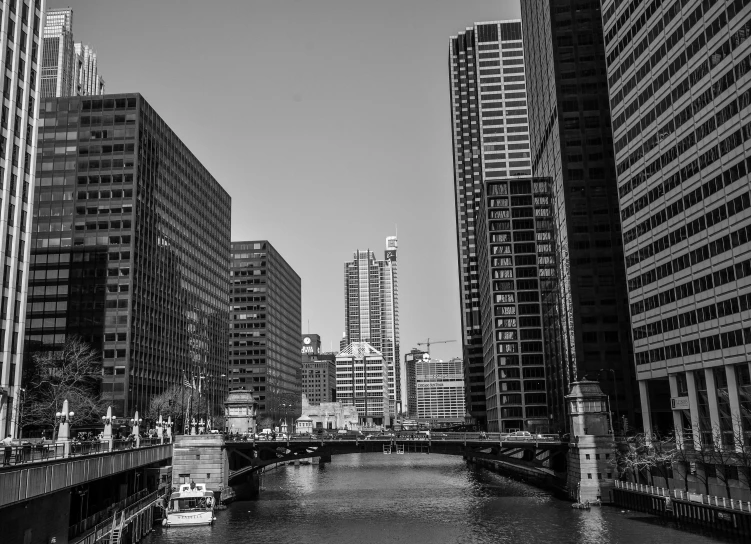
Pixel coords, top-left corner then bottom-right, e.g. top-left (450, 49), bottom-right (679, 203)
top-left (27, 93), bottom-right (231, 418)
top-left (0, 0), bottom-right (45, 437)
top-left (520, 2), bottom-right (638, 431)
top-left (343, 236), bottom-right (400, 416)
top-left (230, 241), bottom-right (301, 421)
top-left (603, 0), bottom-right (751, 443)
top-left (449, 20), bottom-right (531, 428)
top-left (404, 348), bottom-right (428, 417)
top-left (335, 342), bottom-right (390, 425)
top-left (302, 354), bottom-right (336, 405)
top-left (414, 357), bottom-right (466, 423)
top-left (41, 8), bottom-right (74, 99)
top-left (476, 177), bottom-right (556, 432)
top-left (41, 8), bottom-right (103, 99)
top-left (73, 43), bottom-right (104, 97)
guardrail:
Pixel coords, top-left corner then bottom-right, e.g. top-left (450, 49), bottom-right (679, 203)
top-left (225, 432), bottom-right (562, 443)
top-left (1, 437), bottom-right (172, 469)
top-left (614, 479), bottom-right (751, 512)
top-left (69, 490), bottom-right (159, 544)
top-left (68, 489), bottom-right (150, 540)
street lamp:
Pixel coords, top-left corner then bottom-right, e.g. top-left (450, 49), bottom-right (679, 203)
top-left (56, 410), bottom-right (75, 423)
top-left (101, 413), bottom-right (117, 425)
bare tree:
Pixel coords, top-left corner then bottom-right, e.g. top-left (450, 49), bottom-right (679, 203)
top-left (146, 385), bottom-right (209, 431)
top-left (612, 433), bottom-right (654, 484)
top-left (21, 338), bottom-right (106, 438)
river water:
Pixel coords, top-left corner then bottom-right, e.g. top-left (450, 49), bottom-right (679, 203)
top-left (145, 453), bottom-right (733, 544)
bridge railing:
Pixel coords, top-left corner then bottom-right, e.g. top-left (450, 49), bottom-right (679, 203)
top-left (1, 438), bottom-right (171, 469)
top-left (1, 441), bottom-right (66, 465)
top-left (223, 432), bottom-right (562, 444)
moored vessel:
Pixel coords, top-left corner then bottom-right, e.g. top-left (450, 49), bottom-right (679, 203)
top-left (163, 481), bottom-right (216, 527)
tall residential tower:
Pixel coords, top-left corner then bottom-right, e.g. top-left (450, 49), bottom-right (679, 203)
top-left (449, 20), bottom-right (531, 428)
top-left (41, 7), bottom-right (103, 99)
top-left (343, 236), bottom-right (401, 416)
top-left (0, 0), bottom-right (45, 437)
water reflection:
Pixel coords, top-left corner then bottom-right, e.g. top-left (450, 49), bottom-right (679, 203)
top-left (146, 454), bottom-right (733, 544)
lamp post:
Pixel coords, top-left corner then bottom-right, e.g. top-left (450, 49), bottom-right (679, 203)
top-left (281, 402), bottom-right (290, 435)
top-left (101, 406), bottom-right (116, 451)
top-left (130, 411), bottom-right (143, 448)
top-left (55, 399), bottom-right (75, 456)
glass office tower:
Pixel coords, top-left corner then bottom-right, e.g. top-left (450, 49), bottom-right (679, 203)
top-left (604, 0), bottom-right (751, 443)
top-left (230, 241), bottom-right (301, 421)
top-left (27, 93), bottom-right (231, 417)
top-left (476, 177), bottom-right (556, 432)
top-left (343, 237), bottom-right (400, 417)
top-left (0, 0), bottom-right (44, 437)
top-left (449, 20), bottom-right (531, 428)
top-left (520, 2), bottom-right (638, 431)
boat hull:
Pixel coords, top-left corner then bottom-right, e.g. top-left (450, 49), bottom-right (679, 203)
top-left (165, 510), bottom-right (215, 526)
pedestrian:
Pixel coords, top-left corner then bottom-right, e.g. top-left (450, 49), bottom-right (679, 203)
top-left (2, 434), bottom-right (13, 466)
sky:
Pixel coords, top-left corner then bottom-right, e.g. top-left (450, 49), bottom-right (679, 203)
top-left (54, 0), bottom-right (522, 362)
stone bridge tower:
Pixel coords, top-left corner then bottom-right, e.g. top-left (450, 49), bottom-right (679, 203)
top-left (566, 380), bottom-right (616, 503)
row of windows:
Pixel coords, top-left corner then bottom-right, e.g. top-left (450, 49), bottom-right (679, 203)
top-left (630, 254), bottom-right (751, 316)
top-left (625, 190), bottom-right (750, 268)
top-left (607, 0), bottom-right (679, 90)
top-left (627, 200), bottom-right (751, 292)
top-left (636, 323), bottom-right (751, 365)
top-left (623, 157), bottom-right (747, 244)
top-left (617, 38), bottom-right (751, 172)
top-left (621, 121), bottom-right (746, 225)
top-left (612, 0), bottom-right (729, 135)
top-left (633, 290), bottom-right (751, 339)
top-left (617, 19), bottom-right (751, 198)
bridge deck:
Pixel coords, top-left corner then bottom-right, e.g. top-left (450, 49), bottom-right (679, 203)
top-left (0, 443), bottom-right (172, 508)
top-left (225, 433), bottom-right (566, 485)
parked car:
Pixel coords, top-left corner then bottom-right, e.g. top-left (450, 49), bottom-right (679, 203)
top-left (511, 431), bottom-right (533, 439)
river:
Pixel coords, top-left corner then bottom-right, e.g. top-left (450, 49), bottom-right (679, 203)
top-left (145, 453), bottom-right (734, 544)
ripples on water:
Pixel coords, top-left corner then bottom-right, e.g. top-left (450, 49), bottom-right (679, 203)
top-left (146, 453), bottom-right (732, 544)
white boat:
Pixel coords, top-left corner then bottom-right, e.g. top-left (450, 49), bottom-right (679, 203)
top-left (163, 482), bottom-right (216, 527)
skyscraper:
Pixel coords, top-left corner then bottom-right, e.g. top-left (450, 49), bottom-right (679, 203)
top-left (41, 8), bottom-right (75, 99)
top-left (343, 236), bottom-right (400, 415)
top-left (0, 0), bottom-right (45, 437)
top-left (230, 241), bottom-right (302, 421)
top-left (476, 177), bottom-right (556, 432)
top-left (73, 43), bottom-right (105, 97)
top-left (27, 93), bottom-right (231, 418)
top-left (603, 0), bottom-right (751, 443)
top-left (449, 20), bottom-right (531, 428)
top-left (520, 2), bottom-right (638, 430)
top-left (41, 8), bottom-right (104, 99)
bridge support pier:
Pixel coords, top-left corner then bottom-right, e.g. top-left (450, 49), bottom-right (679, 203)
top-left (319, 453), bottom-right (332, 465)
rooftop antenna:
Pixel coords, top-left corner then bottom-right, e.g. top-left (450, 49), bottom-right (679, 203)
top-left (307, 319), bottom-right (309, 334)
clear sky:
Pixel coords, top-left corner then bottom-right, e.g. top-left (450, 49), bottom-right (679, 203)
top-left (54, 0), bottom-right (522, 362)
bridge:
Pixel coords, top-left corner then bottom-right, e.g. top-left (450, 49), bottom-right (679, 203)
top-left (1, 439), bottom-right (172, 544)
top-left (224, 433), bottom-right (568, 499)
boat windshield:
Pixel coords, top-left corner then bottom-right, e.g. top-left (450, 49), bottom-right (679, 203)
top-left (170, 497), bottom-right (213, 511)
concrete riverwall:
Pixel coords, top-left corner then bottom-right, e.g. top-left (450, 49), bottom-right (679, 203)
top-left (612, 485), bottom-right (751, 538)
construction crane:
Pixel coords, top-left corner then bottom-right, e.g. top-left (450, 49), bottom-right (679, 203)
top-left (416, 338), bottom-right (456, 355)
